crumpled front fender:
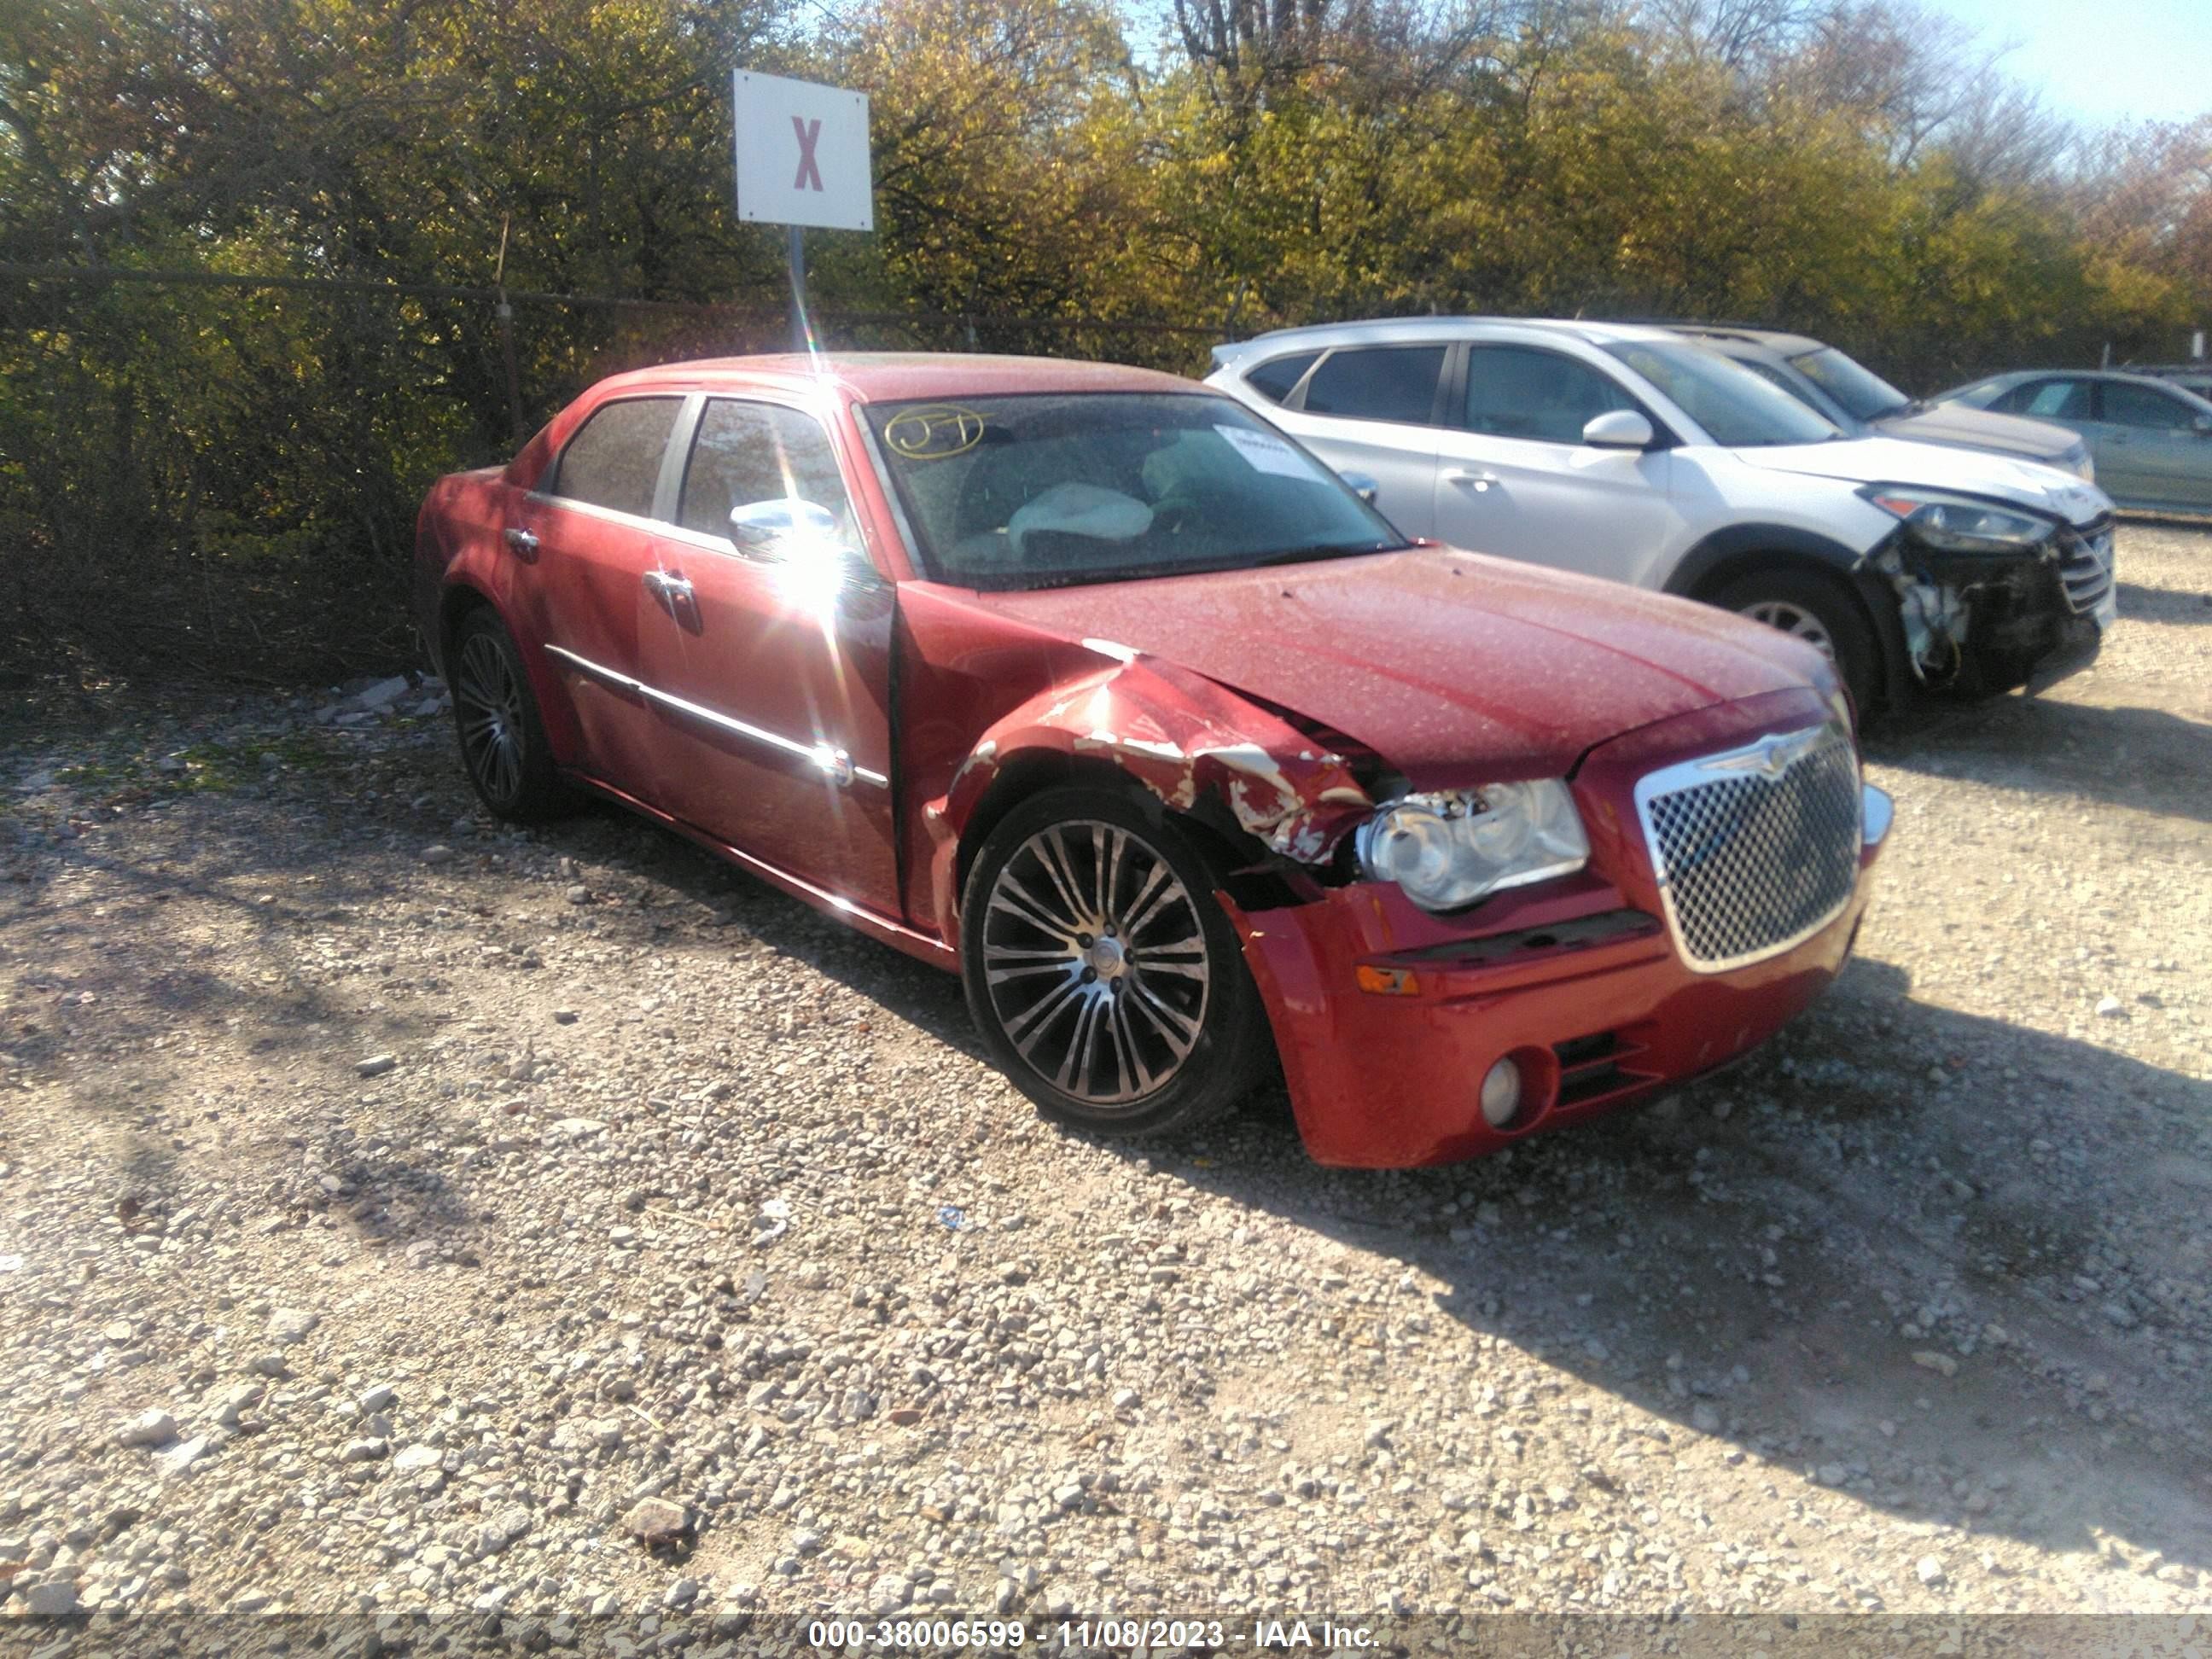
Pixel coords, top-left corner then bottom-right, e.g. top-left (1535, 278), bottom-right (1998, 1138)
top-left (923, 654), bottom-right (1375, 946)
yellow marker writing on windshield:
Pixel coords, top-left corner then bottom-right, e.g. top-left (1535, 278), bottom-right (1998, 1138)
top-left (885, 404), bottom-right (987, 459)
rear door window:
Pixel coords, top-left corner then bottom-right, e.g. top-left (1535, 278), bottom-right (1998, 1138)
top-left (1463, 346), bottom-right (1637, 443)
top-left (550, 397), bottom-right (681, 518)
top-left (2100, 381), bottom-right (2197, 430)
top-left (1243, 352), bottom-right (1320, 405)
top-left (1301, 346), bottom-right (1447, 424)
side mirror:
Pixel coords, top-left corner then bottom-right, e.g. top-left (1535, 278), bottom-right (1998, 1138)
top-left (729, 498), bottom-right (878, 588)
top-left (1582, 410), bottom-right (1656, 450)
top-left (1338, 469), bottom-right (1381, 504)
top-left (730, 496), bottom-right (841, 551)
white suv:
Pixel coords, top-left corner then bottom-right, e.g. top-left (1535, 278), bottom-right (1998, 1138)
top-left (1208, 317), bottom-right (2117, 718)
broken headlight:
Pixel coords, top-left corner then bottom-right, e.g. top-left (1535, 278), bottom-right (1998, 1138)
top-left (1861, 486), bottom-right (2056, 554)
top-left (1355, 781), bottom-right (1589, 912)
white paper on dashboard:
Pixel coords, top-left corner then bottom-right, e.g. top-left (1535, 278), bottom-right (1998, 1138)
top-left (1214, 425), bottom-right (1327, 482)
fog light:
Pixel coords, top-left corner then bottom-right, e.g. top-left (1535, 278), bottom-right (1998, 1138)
top-left (1480, 1057), bottom-right (1522, 1129)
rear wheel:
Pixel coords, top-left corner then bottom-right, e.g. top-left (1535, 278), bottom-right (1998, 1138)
top-left (1711, 568), bottom-right (1881, 718)
top-left (450, 608), bottom-right (572, 822)
top-left (960, 786), bottom-right (1271, 1138)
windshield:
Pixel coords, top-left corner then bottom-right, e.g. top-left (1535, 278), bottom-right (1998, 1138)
top-left (1604, 341), bottom-right (1842, 447)
top-left (863, 393), bottom-right (1406, 590)
top-left (1790, 346), bottom-right (1912, 422)
top-left (1738, 358), bottom-right (1857, 428)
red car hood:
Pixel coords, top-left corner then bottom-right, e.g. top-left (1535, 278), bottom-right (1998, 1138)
top-left (958, 546), bottom-right (1828, 784)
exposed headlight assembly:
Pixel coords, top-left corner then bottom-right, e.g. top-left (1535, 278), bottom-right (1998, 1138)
top-left (1861, 485), bottom-right (2057, 554)
top-left (1356, 780), bottom-right (1589, 912)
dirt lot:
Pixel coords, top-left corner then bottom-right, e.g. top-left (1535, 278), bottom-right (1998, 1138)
top-left (0, 523), bottom-right (2208, 1637)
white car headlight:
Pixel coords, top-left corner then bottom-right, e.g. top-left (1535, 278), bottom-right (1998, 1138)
top-left (1861, 486), bottom-right (2056, 553)
top-left (2073, 451), bottom-right (2096, 485)
top-left (1356, 780), bottom-right (1589, 912)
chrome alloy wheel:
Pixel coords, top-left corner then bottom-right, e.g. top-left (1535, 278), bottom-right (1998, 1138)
top-left (979, 820), bottom-right (1212, 1109)
top-left (456, 632), bottom-right (527, 805)
top-left (1738, 599), bottom-right (1836, 657)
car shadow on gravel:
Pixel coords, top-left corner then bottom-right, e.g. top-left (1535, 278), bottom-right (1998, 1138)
top-left (1132, 955), bottom-right (2212, 1590)
top-left (2114, 581), bottom-right (2212, 625)
top-left (1870, 696), bottom-right (2212, 825)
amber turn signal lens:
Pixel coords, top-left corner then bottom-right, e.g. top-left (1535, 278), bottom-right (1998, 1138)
top-left (1355, 964), bottom-right (1420, 996)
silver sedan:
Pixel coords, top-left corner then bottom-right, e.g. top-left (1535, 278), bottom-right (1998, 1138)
top-left (1938, 370), bottom-right (2212, 515)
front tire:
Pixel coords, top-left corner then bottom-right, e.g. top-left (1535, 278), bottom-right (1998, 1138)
top-left (960, 786), bottom-right (1272, 1138)
top-left (1711, 568), bottom-right (1882, 718)
top-left (449, 607), bottom-right (572, 823)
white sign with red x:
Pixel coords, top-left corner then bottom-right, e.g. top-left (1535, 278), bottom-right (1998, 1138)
top-left (733, 70), bottom-right (873, 233)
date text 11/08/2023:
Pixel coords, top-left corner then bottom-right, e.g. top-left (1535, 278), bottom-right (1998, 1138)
top-left (805, 1619), bottom-right (1379, 1650)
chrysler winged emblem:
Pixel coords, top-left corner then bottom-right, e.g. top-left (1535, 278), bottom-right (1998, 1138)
top-left (1703, 725), bottom-right (1827, 782)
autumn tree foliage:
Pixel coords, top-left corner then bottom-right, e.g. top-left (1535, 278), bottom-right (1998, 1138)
top-left (0, 0), bottom-right (2205, 680)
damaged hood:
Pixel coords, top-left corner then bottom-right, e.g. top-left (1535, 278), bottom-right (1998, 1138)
top-left (956, 547), bottom-right (1826, 784)
top-left (1735, 435), bottom-right (2112, 527)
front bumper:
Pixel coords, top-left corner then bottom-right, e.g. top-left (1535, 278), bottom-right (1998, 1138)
top-left (1230, 703), bottom-right (1891, 1168)
top-left (1892, 517), bottom-right (2116, 698)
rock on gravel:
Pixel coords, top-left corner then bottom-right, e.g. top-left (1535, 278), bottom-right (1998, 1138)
top-left (154, 1437), bottom-right (209, 1480)
top-left (116, 1409), bottom-right (177, 1448)
top-left (620, 1497), bottom-right (690, 1547)
top-left (266, 1308), bottom-right (320, 1343)
top-left (24, 1580), bottom-right (80, 1616)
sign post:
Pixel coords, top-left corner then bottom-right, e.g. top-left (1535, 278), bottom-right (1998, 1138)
top-left (733, 70), bottom-right (874, 352)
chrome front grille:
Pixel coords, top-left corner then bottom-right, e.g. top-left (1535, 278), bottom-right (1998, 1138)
top-left (1633, 725), bottom-right (1862, 973)
top-left (2058, 521), bottom-right (2115, 615)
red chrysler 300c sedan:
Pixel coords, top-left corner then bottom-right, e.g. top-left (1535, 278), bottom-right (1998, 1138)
top-left (414, 353), bottom-right (1892, 1167)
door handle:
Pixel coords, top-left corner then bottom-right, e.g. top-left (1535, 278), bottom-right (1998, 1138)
top-left (643, 569), bottom-right (695, 607)
top-left (503, 527), bottom-right (538, 556)
top-left (1443, 469), bottom-right (1501, 492)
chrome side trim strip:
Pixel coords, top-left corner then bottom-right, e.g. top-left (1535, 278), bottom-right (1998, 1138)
top-left (543, 643), bottom-right (889, 789)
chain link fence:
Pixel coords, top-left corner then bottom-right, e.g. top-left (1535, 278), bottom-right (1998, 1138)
top-left (0, 267), bottom-right (1225, 690)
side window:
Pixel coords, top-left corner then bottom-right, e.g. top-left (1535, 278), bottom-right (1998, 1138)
top-left (678, 399), bottom-right (858, 544)
top-left (1301, 346), bottom-right (1446, 424)
top-left (550, 397), bottom-right (680, 518)
top-left (1244, 352), bottom-right (1320, 405)
top-left (2101, 382), bottom-right (2195, 431)
top-left (1463, 346), bottom-right (1636, 444)
top-left (2007, 378), bottom-right (2093, 420)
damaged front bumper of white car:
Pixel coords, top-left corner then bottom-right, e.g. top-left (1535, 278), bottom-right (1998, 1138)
top-left (1860, 499), bottom-right (2116, 696)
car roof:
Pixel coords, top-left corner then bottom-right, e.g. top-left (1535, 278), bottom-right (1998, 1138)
top-left (1655, 323), bottom-right (1828, 358)
top-left (1216, 316), bottom-right (1685, 359)
top-left (1972, 367), bottom-right (2207, 391)
top-left (1677, 335), bottom-right (1775, 363)
top-left (587, 352), bottom-right (1208, 405)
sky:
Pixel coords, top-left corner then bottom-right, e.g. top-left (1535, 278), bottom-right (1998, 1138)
top-left (1925, 0), bottom-right (2212, 130)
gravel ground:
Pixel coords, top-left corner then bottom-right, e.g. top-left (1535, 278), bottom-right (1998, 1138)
top-left (0, 524), bottom-right (2207, 1639)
